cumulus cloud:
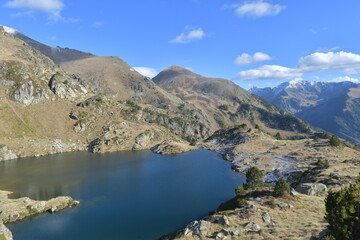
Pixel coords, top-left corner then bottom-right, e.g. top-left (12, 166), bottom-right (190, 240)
top-left (298, 51), bottom-right (360, 72)
top-left (233, 0), bottom-right (285, 18)
top-left (330, 76), bottom-right (359, 83)
top-left (171, 28), bottom-right (205, 44)
top-left (5, 0), bottom-right (64, 20)
top-left (236, 65), bottom-right (301, 80)
top-left (236, 51), bottom-right (360, 80)
top-left (234, 52), bottom-right (272, 65)
top-left (133, 67), bottom-right (158, 78)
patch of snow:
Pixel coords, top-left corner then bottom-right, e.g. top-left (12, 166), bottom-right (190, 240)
top-left (130, 68), bottom-right (135, 72)
top-left (2, 26), bottom-right (17, 35)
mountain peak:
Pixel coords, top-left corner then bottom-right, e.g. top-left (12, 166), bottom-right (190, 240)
top-left (0, 25), bottom-right (18, 35)
top-left (164, 65), bottom-right (192, 73)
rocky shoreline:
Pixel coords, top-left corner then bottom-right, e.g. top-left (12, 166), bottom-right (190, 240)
top-left (0, 191), bottom-right (79, 240)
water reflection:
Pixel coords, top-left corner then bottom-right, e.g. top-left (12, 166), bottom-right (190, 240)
top-left (2, 150), bottom-right (245, 240)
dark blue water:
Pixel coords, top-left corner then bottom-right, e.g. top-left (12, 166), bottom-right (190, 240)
top-left (0, 149), bottom-right (245, 240)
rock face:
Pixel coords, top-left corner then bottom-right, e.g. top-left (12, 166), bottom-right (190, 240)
top-left (0, 146), bottom-right (17, 161)
top-left (9, 81), bottom-right (34, 106)
top-left (295, 183), bottom-right (328, 196)
top-left (0, 222), bottom-right (13, 240)
top-left (184, 220), bottom-right (213, 237)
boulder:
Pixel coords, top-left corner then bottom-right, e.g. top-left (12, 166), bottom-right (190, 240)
top-left (184, 220), bottom-right (212, 237)
top-left (262, 212), bottom-right (271, 224)
top-left (295, 183), bottom-right (327, 195)
top-left (206, 215), bottom-right (230, 226)
top-left (245, 221), bottom-right (261, 231)
top-left (9, 81), bottom-right (34, 106)
top-left (0, 146), bottom-right (17, 161)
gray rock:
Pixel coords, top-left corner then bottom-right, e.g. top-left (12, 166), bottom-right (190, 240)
top-left (262, 212), bottom-right (271, 224)
top-left (133, 130), bottom-right (155, 150)
top-left (206, 215), bottom-right (230, 226)
top-left (0, 146), bottom-right (17, 161)
top-left (245, 221), bottom-right (261, 231)
top-left (10, 81), bottom-right (34, 106)
top-left (274, 199), bottom-right (293, 209)
top-left (0, 222), bottom-right (13, 240)
top-left (220, 227), bottom-right (246, 236)
top-left (295, 183), bottom-right (327, 195)
top-left (184, 220), bottom-right (212, 236)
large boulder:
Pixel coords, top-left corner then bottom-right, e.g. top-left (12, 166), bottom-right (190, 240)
top-left (184, 220), bottom-right (213, 237)
top-left (0, 146), bottom-right (17, 161)
top-left (295, 183), bottom-right (327, 195)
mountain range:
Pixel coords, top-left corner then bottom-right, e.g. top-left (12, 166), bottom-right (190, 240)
top-left (250, 80), bottom-right (360, 146)
top-left (0, 25), bottom-right (315, 159)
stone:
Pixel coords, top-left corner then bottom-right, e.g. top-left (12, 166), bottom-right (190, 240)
top-left (9, 81), bottom-right (34, 106)
top-left (262, 212), bottom-right (271, 224)
top-left (184, 220), bottom-right (212, 236)
top-left (0, 146), bottom-right (17, 161)
top-left (206, 215), bottom-right (230, 226)
top-left (274, 199), bottom-right (292, 209)
top-left (295, 183), bottom-right (327, 195)
top-left (245, 221), bottom-right (261, 231)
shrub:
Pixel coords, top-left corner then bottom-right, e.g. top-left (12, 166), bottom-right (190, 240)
top-left (275, 132), bottom-right (282, 140)
top-left (273, 177), bottom-right (291, 197)
top-left (324, 175), bottom-right (360, 240)
top-left (235, 185), bottom-right (248, 197)
top-left (244, 166), bottom-right (264, 189)
top-left (329, 135), bottom-right (341, 147)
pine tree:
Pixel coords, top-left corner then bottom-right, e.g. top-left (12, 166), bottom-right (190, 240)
top-left (329, 135), bottom-right (341, 147)
top-left (274, 177), bottom-right (291, 197)
top-left (244, 166), bottom-right (264, 189)
top-left (325, 175), bottom-right (360, 239)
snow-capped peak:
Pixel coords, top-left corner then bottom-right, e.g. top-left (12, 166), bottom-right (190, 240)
top-left (1, 26), bottom-right (18, 35)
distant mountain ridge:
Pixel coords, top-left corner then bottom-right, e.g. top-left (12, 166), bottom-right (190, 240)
top-left (250, 80), bottom-right (360, 145)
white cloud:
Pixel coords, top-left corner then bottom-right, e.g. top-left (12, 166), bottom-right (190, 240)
top-left (236, 65), bottom-right (301, 80)
top-left (298, 51), bottom-right (360, 72)
top-left (234, 52), bottom-right (272, 65)
top-left (133, 67), bottom-right (158, 78)
top-left (330, 76), bottom-right (359, 83)
top-left (234, 1), bottom-right (285, 18)
top-left (236, 51), bottom-right (360, 80)
top-left (5, 0), bottom-right (64, 20)
top-left (171, 28), bottom-right (205, 44)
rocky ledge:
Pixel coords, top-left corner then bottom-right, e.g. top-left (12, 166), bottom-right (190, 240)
top-left (151, 141), bottom-right (197, 155)
top-left (0, 190), bottom-right (79, 239)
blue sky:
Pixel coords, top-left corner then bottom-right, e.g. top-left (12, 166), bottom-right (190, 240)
top-left (1, 0), bottom-right (360, 89)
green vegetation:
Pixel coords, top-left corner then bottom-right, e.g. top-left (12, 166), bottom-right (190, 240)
top-left (325, 175), bottom-right (360, 240)
top-left (315, 159), bottom-right (330, 168)
top-left (217, 104), bottom-right (229, 111)
top-left (273, 177), bottom-right (291, 197)
top-left (244, 166), bottom-right (264, 189)
top-left (275, 132), bottom-right (282, 140)
top-left (329, 135), bottom-right (341, 147)
top-left (235, 185), bottom-right (248, 197)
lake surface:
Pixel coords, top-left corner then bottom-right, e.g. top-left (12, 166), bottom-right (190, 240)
top-left (0, 149), bottom-right (245, 240)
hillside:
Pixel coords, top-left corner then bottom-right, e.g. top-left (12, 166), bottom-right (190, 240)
top-left (153, 66), bottom-right (312, 136)
top-left (250, 80), bottom-right (360, 145)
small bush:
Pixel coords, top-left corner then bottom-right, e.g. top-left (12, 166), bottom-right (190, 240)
top-left (273, 177), bottom-right (291, 197)
top-left (275, 132), bottom-right (282, 140)
top-left (235, 185), bottom-right (248, 197)
top-left (329, 135), bottom-right (341, 147)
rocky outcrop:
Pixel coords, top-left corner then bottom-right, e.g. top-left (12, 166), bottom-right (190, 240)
top-left (295, 183), bottom-right (328, 196)
top-left (151, 141), bottom-right (196, 155)
top-left (133, 129), bottom-right (155, 150)
top-left (0, 191), bottom-right (79, 224)
top-left (9, 81), bottom-right (34, 106)
top-left (0, 146), bottom-right (17, 161)
top-left (0, 222), bottom-right (12, 240)
top-left (48, 73), bottom-right (88, 101)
